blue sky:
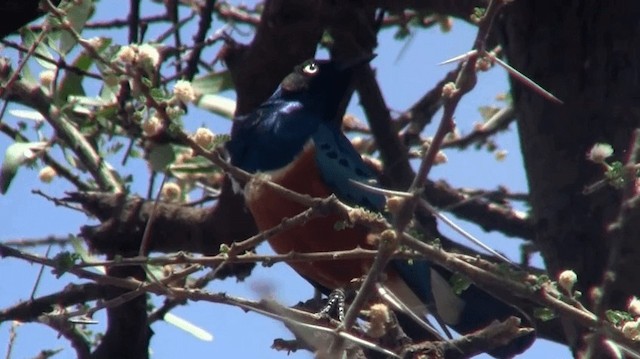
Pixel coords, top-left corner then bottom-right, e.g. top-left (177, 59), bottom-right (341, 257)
top-left (0, 1), bottom-right (569, 358)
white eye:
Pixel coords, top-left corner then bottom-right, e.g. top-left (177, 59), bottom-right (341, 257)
top-left (302, 62), bottom-right (319, 75)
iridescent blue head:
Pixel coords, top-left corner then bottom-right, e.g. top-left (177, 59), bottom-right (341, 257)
top-left (227, 58), bottom-right (363, 173)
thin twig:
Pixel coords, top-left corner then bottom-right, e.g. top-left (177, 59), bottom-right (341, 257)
top-left (0, 122), bottom-right (91, 190)
top-left (443, 106), bottom-right (516, 149)
top-left (0, 27), bottom-right (50, 98)
top-left (185, 0), bottom-right (217, 80)
top-left (30, 245), bottom-right (53, 300)
top-left (128, 0), bottom-right (140, 43)
top-left (585, 129), bottom-right (640, 357)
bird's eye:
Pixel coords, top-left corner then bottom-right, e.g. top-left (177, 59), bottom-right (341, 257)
top-left (302, 62), bottom-right (319, 75)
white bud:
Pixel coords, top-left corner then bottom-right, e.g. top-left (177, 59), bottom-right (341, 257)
top-left (193, 127), bottom-right (216, 149)
top-left (117, 45), bottom-right (137, 64)
top-left (137, 44), bottom-right (160, 68)
top-left (38, 166), bottom-right (57, 183)
top-left (85, 37), bottom-right (104, 50)
top-left (161, 182), bottom-right (182, 202)
top-left (495, 149), bottom-right (508, 161)
top-left (622, 320), bottom-right (640, 340)
top-left (142, 115), bottom-right (163, 137)
top-left (367, 303), bottom-right (390, 338)
top-left (558, 270), bottom-right (578, 293)
top-left (628, 297), bottom-right (640, 317)
top-left (173, 80), bottom-right (196, 104)
top-left (587, 143), bottom-right (613, 164)
top-left (39, 70), bottom-right (55, 87)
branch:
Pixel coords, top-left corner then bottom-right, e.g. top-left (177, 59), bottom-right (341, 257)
top-left (443, 105), bottom-right (516, 150)
top-left (0, 121), bottom-right (91, 191)
top-left (405, 317), bottom-right (532, 359)
top-left (0, 66), bottom-right (122, 192)
top-left (184, 0), bottom-right (216, 80)
top-left (425, 179), bottom-right (534, 240)
top-left (2, 236), bottom-right (71, 248)
top-left (0, 283), bottom-right (104, 323)
top-left (397, 67), bottom-right (459, 142)
top-left (356, 65), bottom-right (414, 189)
top-left (222, 0), bottom-right (323, 114)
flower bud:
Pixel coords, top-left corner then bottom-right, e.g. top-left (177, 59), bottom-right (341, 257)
top-left (142, 115), bottom-right (164, 137)
top-left (137, 44), bottom-right (160, 68)
top-left (161, 182), bottom-right (182, 202)
top-left (193, 127), bottom-right (216, 149)
top-left (39, 70), bottom-right (55, 87)
top-left (173, 80), bottom-right (196, 104)
top-left (587, 143), bottom-right (613, 164)
top-left (38, 166), bottom-right (57, 183)
top-left (628, 297), bottom-right (640, 317)
top-left (558, 270), bottom-right (577, 293)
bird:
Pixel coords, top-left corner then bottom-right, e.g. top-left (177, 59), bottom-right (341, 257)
top-left (226, 57), bottom-right (535, 358)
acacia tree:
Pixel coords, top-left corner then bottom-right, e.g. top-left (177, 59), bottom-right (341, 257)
top-left (1, 0), bottom-right (640, 358)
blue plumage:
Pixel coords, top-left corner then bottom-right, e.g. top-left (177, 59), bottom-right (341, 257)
top-left (312, 123), bottom-right (386, 211)
top-left (228, 59), bottom-right (354, 173)
top-left (227, 57), bottom-right (534, 358)
top-left (228, 94), bottom-right (318, 173)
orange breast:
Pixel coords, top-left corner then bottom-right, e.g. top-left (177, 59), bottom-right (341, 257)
top-left (245, 146), bottom-right (374, 290)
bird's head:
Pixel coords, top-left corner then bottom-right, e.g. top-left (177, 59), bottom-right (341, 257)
top-left (227, 55), bottom-right (373, 173)
top-left (278, 56), bottom-right (373, 123)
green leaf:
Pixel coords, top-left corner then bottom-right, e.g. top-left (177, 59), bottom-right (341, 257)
top-left (394, 26), bottom-right (411, 40)
top-left (62, 147), bottom-right (79, 170)
top-left (606, 309), bottom-right (634, 325)
top-left (533, 307), bottom-right (556, 322)
top-left (9, 109), bottom-right (45, 122)
top-left (69, 235), bottom-right (105, 274)
top-left (141, 76), bottom-right (153, 89)
top-left (213, 134), bottom-right (230, 147)
top-left (164, 312), bottom-right (214, 341)
top-left (191, 70), bottom-right (234, 95)
top-left (150, 87), bottom-right (169, 102)
top-left (605, 161), bottom-right (626, 189)
top-left (107, 142), bottom-right (124, 155)
top-left (58, 0), bottom-right (95, 54)
top-left (147, 143), bottom-right (177, 172)
top-left (473, 7), bottom-right (487, 19)
top-left (0, 142), bottom-right (48, 194)
top-left (145, 264), bottom-right (168, 280)
top-left (169, 157), bottom-right (216, 178)
top-left (478, 105), bottom-right (500, 121)
top-left (195, 94), bottom-right (236, 119)
top-left (58, 37), bottom-right (111, 101)
top-left (35, 349), bottom-right (63, 358)
top-left (531, 274), bottom-right (550, 291)
top-left (21, 29), bottom-right (57, 70)
top-left (52, 251), bottom-right (81, 277)
top-left (449, 272), bottom-right (472, 295)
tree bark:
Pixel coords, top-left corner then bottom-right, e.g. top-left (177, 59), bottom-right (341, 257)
top-left (502, 0), bottom-right (640, 354)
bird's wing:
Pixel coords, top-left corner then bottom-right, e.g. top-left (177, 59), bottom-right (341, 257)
top-left (227, 98), bottom-right (316, 173)
top-left (311, 124), bottom-right (445, 332)
top-left (312, 123), bottom-right (385, 211)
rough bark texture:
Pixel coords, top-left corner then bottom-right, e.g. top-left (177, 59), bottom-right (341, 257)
top-left (502, 0), bottom-right (640, 353)
top-left (91, 265), bottom-right (151, 359)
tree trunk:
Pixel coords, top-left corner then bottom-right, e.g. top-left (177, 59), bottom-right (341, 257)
top-left (502, 0), bottom-right (640, 354)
